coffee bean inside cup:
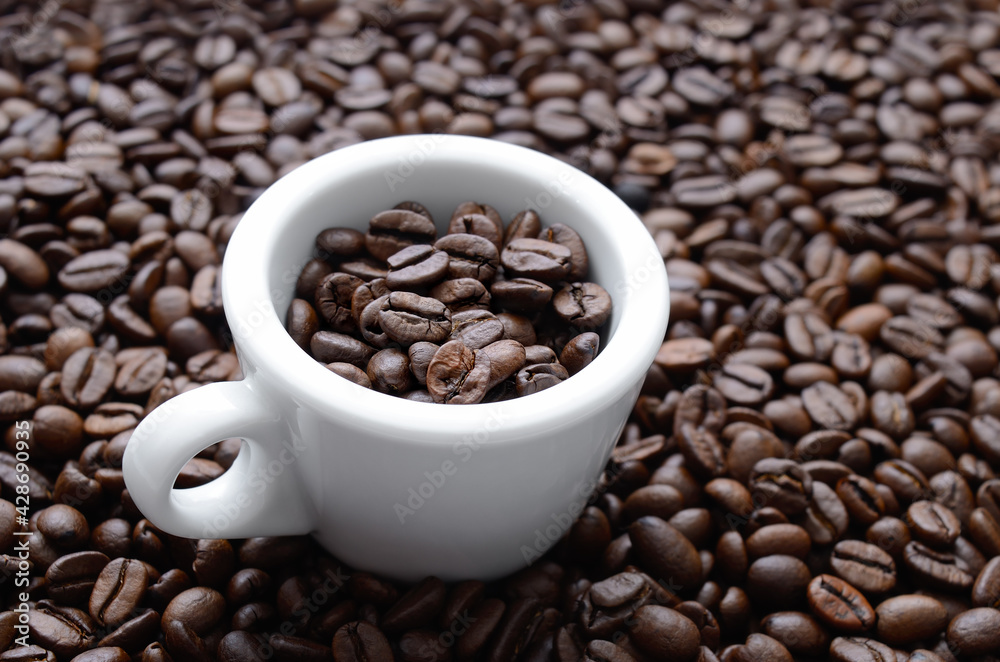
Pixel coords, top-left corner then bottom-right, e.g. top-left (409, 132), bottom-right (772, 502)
top-left (287, 202), bottom-right (612, 404)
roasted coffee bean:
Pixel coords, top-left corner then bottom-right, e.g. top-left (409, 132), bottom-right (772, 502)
top-left (386, 245), bottom-right (450, 290)
top-left (560, 333), bottom-right (599, 376)
top-left (807, 574), bottom-right (875, 632)
top-left (333, 621), bottom-right (394, 662)
top-left (89, 558), bottom-right (147, 629)
top-left (802, 382), bottom-right (859, 431)
top-left (310, 332), bottom-right (375, 368)
top-left (552, 283), bottom-right (612, 330)
top-left (434, 234), bottom-right (499, 283)
top-left (367, 348), bottom-right (414, 395)
top-left (874, 594), bottom-right (947, 646)
top-left (629, 517), bottom-right (702, 593)
top-left (627, 606), bottom-right (700, 660)
top-left (366, 209), bottom-right (437, 262)
top-left (746, 555), bottom-right (811, 612)
top-left (449, 310), bottom-right (504, 350)
top-left (945, 608), bottom-right (1000, 656)
top-left (714, 363), bottom-right (774, 406)
top-left (902, 541), bottom-right (975, 592)
top-left (61, 348), bottom-right (115, 409)
top-left (500, 238), bottom-right (571, 282)
top-left (905, 500), bottom-right (961, 548)
top-left (830, 540), bottom-right (896, 595)
top-left (490, 278), bottom-right (552, 312)
top-left (829, 636), bottom-right (896, 662)
top-left (45, 551), bottom-right (110, 605)
top-left (749, 458), bottom-right (813, 516)
top-left (315, 273), bottom-right (364, 333)
top-left (373, 292), bottom-right (451, 346)
top-left (515, 363), bottom-right (568, 396)
top-left (317, 228), bottom-right (365, 258)
top-left (287, 299), bottom-right (320, 351)
top-left (761, 611), bottom-right (830, 657)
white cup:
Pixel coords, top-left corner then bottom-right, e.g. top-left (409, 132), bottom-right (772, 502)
top-left (122, 135), bottom-right (669, 581)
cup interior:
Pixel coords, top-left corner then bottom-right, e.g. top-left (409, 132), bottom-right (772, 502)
top-left (223, 136), bottom-right (668, 435)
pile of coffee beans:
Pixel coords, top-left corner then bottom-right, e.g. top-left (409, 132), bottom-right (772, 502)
top-left (3, 0), bottom-right (1000, 659)
top-left (287, 201), bottom-right (610, 403)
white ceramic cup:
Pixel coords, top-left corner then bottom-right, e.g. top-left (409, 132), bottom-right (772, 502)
top-left (122, 135), bottom-right (669, 582)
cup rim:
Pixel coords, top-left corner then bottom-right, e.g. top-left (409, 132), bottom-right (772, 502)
top-left (222, 135), bottom-right (669, 443)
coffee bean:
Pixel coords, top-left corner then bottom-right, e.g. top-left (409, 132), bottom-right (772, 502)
top-left (807, 574), bottom-right (875, 632)
top-left (902, 541), bottom-right (974, 592)
top-left (761, 611), bottom-right (830, 657)
top-left (830, 540), bottom-right (896, 595)
top-left (252, 68), bottom-right (302, 107)
top-left (500, 238), bottom-right (571, 282)
top-left (89, 558), bottom-right (147, 629)
top-left (627, 606), bottom-right (699, 660)
top-left (433, 234), bottom-right (499, 283)
top-left (45, 551), bottom-right (110, 604)
top-left (802, 382), bottom-right (860, 431)
top-left (874, 594), bottom-right (947, 646)
top-left (0, 239), bottom-right (50, 289)
top-left (828, 636), bottom-right (896, 662)
top-left (366, 209), bottom-right (437, 262)
top-left (61, 347), bottom-right (115, 409)
top-left (906, 500), bottom-right (961, 548)
top-left (367, 348), bottom-right (413, 395)
top-left (449, 310), bottom-right (504, 350)
top-left (386, 245), bottom-right (449, 290)
top-left (58, 250), bottom-right (129, 293)
top-left (375, 292), bottom-right (452, 346)
top-left (333, 621), bottom-right (393, 662)
top-left (490, 278), bottom-right (551, 312)
top-left (971, 556), bottom-right (1000, 609)
top-left (746, 555), bottom-right (811, 612)
top-left (749, 458), bottom-right (813, 516)
top-left (628, 517), bottom-right (702, 593)
top-left (945, 608), bottom-right (1000, 656)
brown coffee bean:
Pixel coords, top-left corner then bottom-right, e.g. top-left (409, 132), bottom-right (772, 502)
top-left (628, 517), bottom-right (702, 593)
top-left (761, 611), bottom-right (830, 657)
top-left (89, 558), bottom-right (148, 629)
top-left (500, 238), bottom-right (571, 282)
top-left (366, 209), bottom-right (437, 262)
top-left (58, 250), bottom-right (129, 292)
top-left (162, 587), bottom-right (225, 635)
top-left (315, 272), bottom-right (364, 334)
top-left (433, 233), bottom-right (500, 284)
top-left (45, 551), bottom-right (110, 605)
top-left (905, 500), bottom-right (961, 548)
top-left (332, 621), bottom-right (394, 662)
top-left (747, 555), bottom-right (811, 611)
top-left (830, 540), bottom-right (896, 595)
top-left (802, 382), bottom-right (860, 431)
top-left (836, 475), bottom-right (885, 526)
top-left (0, 239), bottom-right (49, 289)
top-left (560, 332), bottom-right (600, 376)
top-left (945, 608), bottom-right (1000, 656)
top-left (61, 347), bottom-right (115, 409)
top-left (627, 606), bottom-right (699, 660)
top-left (449, 310), bottom-right (504, 350)
top-left (828, 636), bottom-right (896, 662)
top-left (874, 594), bottom-right (947, 646)
top-left (367, 348), bottom-right (414, 395)
top-left (749, 458), bottom-right (813, 516)
top-left (903, 541), bottom-right (974, 592)
top-left (677, 423), bottom-right (728, 480)
top-left (807, 574), bottom-right (875, 632)
top-left (386, 245), bottom-right (450, 290)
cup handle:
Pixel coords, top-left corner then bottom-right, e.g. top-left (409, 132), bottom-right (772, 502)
top-left (122, 379), bottom-right (315, 539)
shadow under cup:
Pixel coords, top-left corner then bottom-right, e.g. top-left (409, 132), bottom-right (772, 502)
top-left (221, 135), bottom-right (668, 580)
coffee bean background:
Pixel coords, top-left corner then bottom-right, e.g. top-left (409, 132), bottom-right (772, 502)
top-left (2, 0), bottom-right (1000, 660)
